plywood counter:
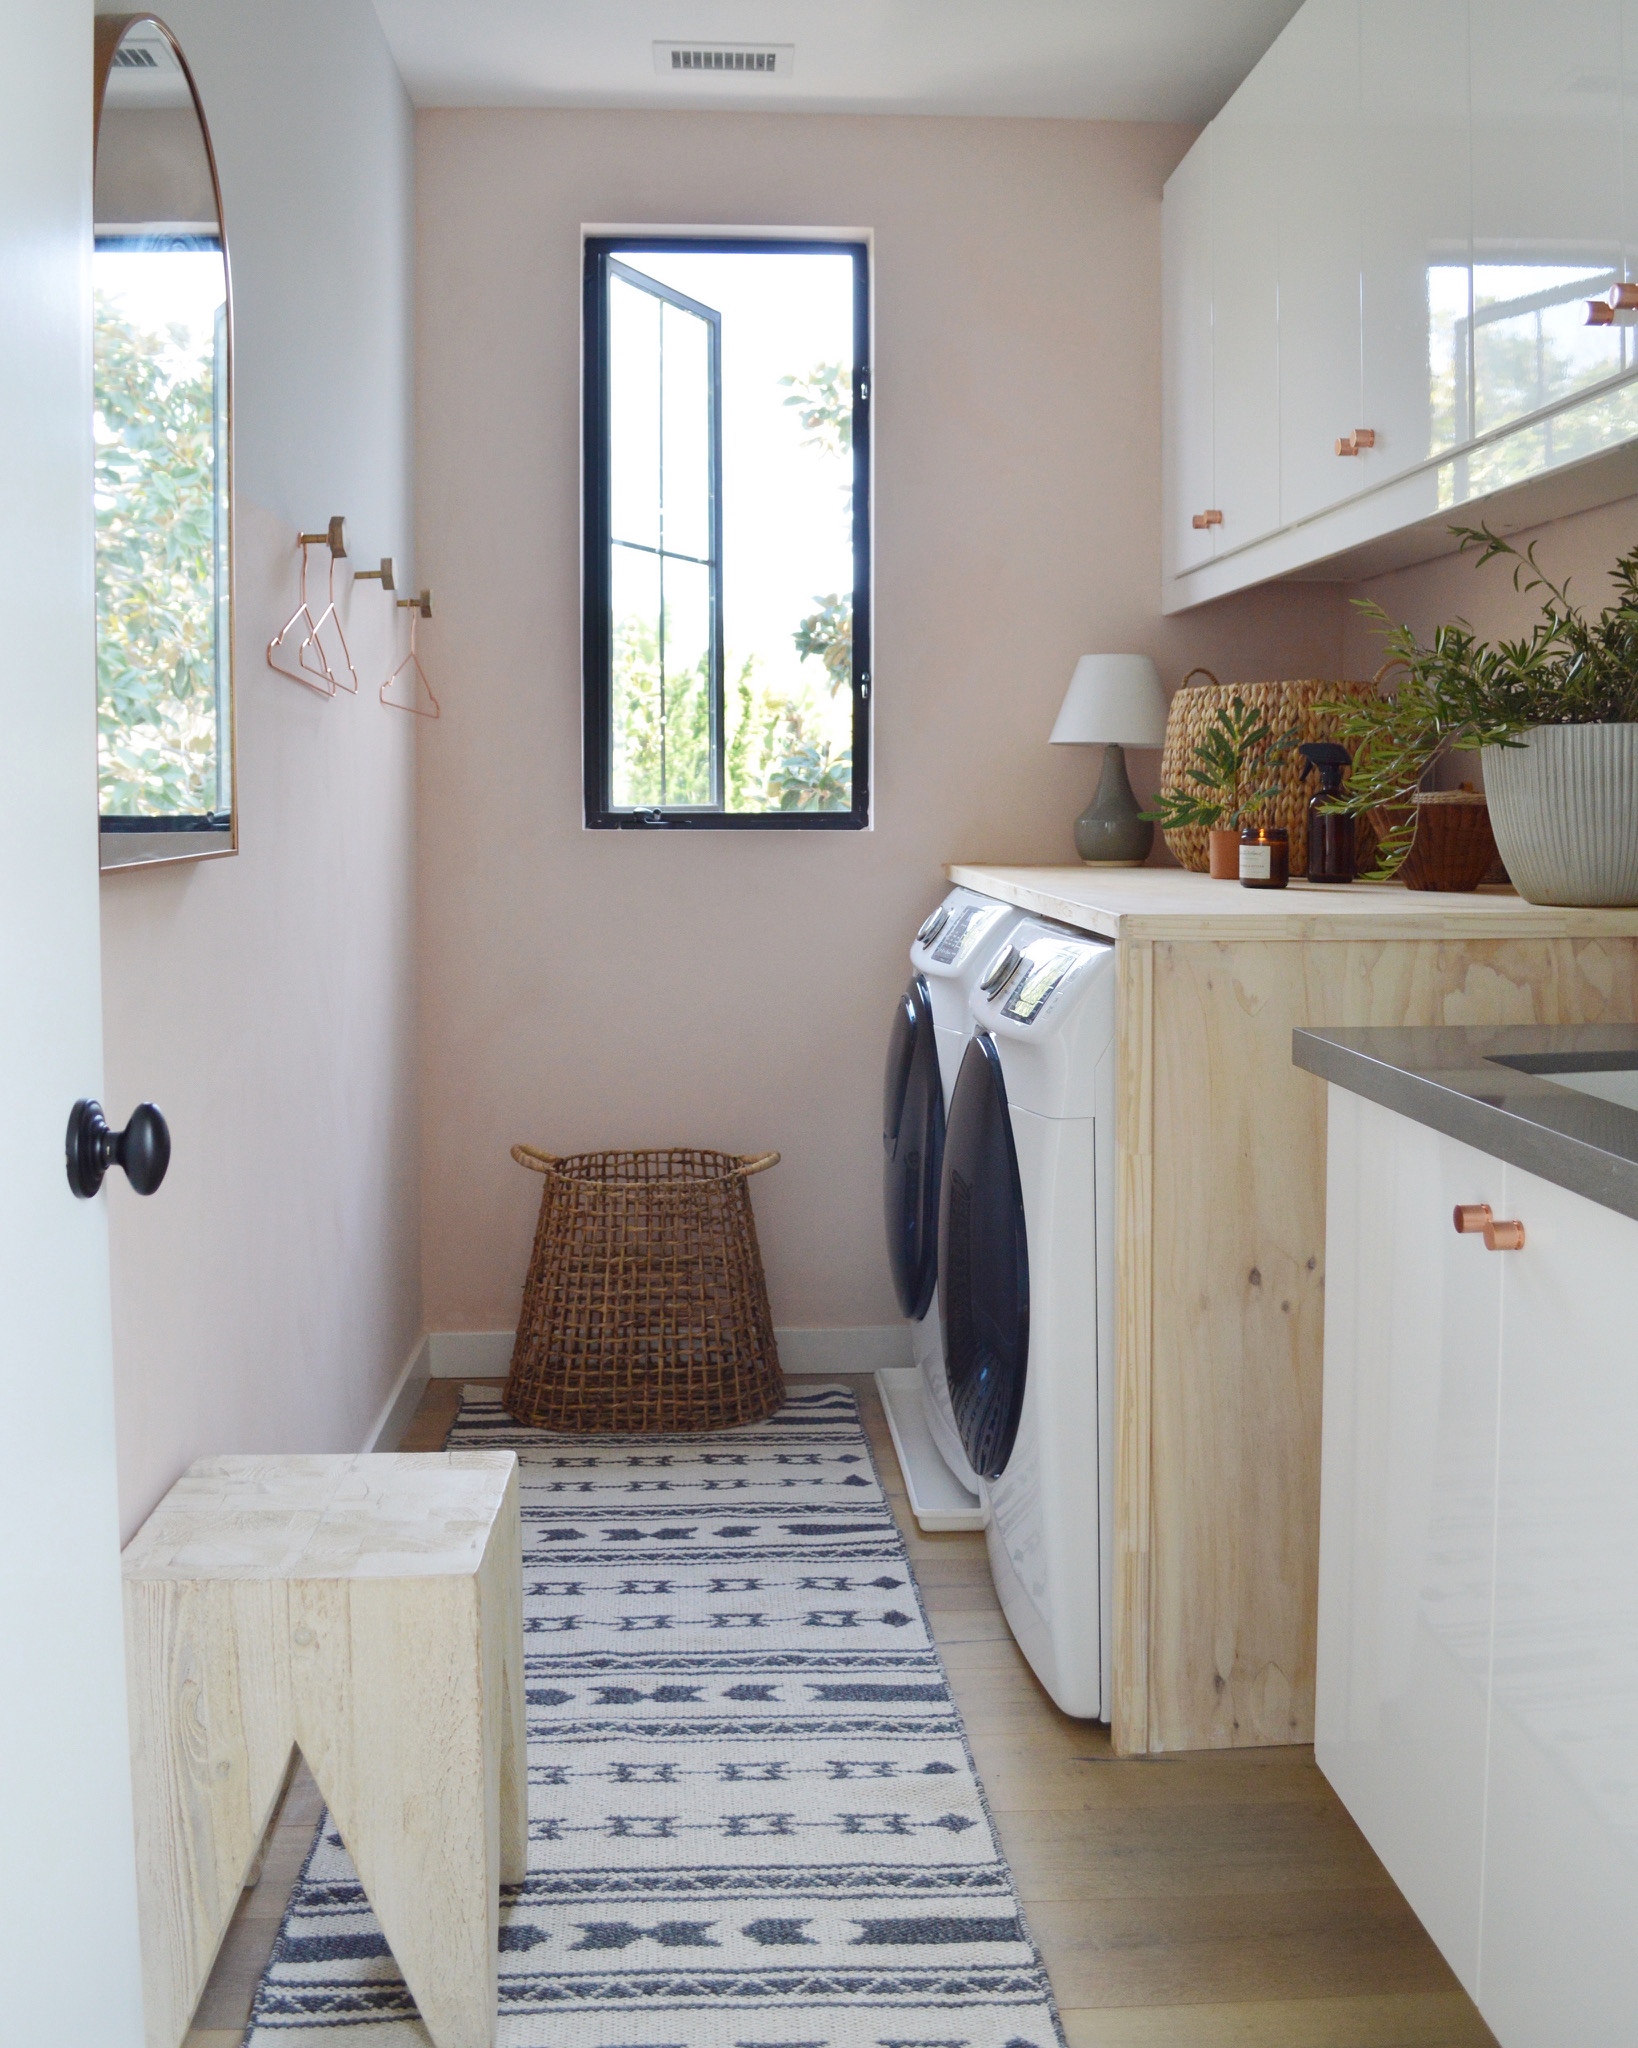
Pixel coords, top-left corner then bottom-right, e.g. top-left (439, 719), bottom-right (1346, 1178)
top-left (948, 864), bottom-right (1638, 1756)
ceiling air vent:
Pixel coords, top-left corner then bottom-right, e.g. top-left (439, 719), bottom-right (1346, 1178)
top-left (111, 42), bottom-right (159, 68)
top-left (653, 42), bottom-right (793, 78)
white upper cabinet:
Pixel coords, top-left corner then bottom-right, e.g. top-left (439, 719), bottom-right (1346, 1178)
top-left (1276, 0), bottom-right (1364, 527)
top-left (1469, 0), bottom-right (1625, 475)
top-left (1161, 131), bottom-right (1217, 580)
top-left (1162, 0), bottom-right (1638, 610)
top-left (1359, 0), bottom-right (1472, 483)
top-left (1211, 51), bottom-right (1282, 548)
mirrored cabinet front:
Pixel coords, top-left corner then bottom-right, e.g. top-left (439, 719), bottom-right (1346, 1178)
top-left (94, 12), bottom-right (235, 869)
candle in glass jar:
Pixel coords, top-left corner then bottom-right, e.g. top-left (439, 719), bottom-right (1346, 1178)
top-left (1239, 824), bottom-right (1289, 889)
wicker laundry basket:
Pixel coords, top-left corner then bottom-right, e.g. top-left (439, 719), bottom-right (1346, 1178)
top-left (1158, 671), bottom-right (1383, 876)
top-left (504, 1145), bottom-right (785, 1433)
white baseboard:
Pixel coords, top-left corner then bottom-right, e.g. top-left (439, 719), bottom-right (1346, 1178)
top-left (362, 1334), bottom-right (432, 1451)
top-left (774, 1326), bottom-right (912, 1374)
top-left (424, 1326), bottom-right (911, 1379)
top-left (428, 1330), bottom-right (514, 1378)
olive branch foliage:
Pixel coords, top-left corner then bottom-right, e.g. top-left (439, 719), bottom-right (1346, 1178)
top-left (1325, 523), bottom-right (1638, 876)
top-left (1141, 694), bottom-right (1296, 833)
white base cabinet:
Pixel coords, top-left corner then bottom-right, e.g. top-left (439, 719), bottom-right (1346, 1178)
top-left (1318, 1089), bottom-right (1638, 2045)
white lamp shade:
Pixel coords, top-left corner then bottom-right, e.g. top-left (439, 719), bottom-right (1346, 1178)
top-left (1049, 654), bottom-right (1168, 748)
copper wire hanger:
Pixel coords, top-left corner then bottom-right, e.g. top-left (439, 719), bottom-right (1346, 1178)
top-left (266, 517), bottom-right (356, 695)
top-left (382, 589), bottom-right (440, 719)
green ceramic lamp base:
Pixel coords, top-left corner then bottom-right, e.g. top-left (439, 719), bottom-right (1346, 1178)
top-left (1073, 742), bottom-right (1154, 866)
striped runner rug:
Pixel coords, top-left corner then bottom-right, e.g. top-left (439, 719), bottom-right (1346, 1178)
top-left (245, 1382), bottom-right (1063, 2047)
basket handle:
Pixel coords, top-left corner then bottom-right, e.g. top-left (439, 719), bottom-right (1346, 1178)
top-left (1180, 665), bottom-right (1221, 689)
top-left (735, 1151), bottom-right (781, 1178)
top-left (511, 1143), bottom-right (558, 1174)
top-left (1371, 656), bottom-right (1409, 691)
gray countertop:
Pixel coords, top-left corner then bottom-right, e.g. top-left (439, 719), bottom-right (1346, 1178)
top-left (1292, 1023), bottom-right (1638, 1222)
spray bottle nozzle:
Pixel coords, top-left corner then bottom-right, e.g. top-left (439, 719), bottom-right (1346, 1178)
top-left (1299, 740), bottom-right (1352, 792)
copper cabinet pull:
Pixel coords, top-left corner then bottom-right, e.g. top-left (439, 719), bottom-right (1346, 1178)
top-left (1192, 509), bottom-right (1223, 529)
top-left (1453, 1202), bottom-right (1525, 1251)
top-left (1335, 429), bottom-right (1377, 456)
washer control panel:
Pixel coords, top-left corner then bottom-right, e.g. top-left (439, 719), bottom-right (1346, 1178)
top-left (998, 937), bottom-right (1105, 1026)
top-left (916, 899), bottom-right (1009, 972)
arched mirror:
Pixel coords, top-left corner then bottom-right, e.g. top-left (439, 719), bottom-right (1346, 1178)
top-left (94, 14), bottom-right (234, 869)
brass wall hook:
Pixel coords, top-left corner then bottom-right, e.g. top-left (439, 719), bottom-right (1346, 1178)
top-left (298, 515), bottom-right (347, 557)
top-left (353, 557), bottom-right (395, 592)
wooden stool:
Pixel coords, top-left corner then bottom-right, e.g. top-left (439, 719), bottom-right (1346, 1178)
top-left (121, 1452), bottom-right (527, 2048)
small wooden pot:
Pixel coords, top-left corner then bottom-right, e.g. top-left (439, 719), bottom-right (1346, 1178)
top-left (1207, 827), bottom-right (1240, 879)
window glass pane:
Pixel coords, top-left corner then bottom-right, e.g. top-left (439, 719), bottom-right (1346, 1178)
top-left (609, 273), bottom-right (661, 552)
top-left (657, 555), bottom-right (714, 809)
top-left (660, 298), bottom-right (712, 565)
top-left (94, 241), bottom-right (225, 817)
top-left (610, 543), bottom-right (662, 810)
top-left (610, 248), bottom-right (857, 816)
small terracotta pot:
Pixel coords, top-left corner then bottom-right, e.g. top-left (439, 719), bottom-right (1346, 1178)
top-left (1207, 827), bottom-right (1240, 879)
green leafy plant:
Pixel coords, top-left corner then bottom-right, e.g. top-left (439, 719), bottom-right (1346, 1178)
top-left (1142, 695), bottom-right (1293, 832)
top-left (1328, 523), bottom-right (1638, 875)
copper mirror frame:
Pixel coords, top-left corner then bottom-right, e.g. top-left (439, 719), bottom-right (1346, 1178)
top-left (94, 13), bottom-right (236, 870)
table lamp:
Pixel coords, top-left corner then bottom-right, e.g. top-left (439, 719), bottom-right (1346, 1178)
top-left (1049, 653), bottom-right (1169, 865)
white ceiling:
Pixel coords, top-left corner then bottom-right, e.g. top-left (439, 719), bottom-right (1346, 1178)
top-left (372, 1), bottom-right (1304, 123)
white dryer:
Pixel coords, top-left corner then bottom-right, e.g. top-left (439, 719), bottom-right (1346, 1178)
top-left (939, 917), bottom-right (1117, 1718)
top-left (879, 886), bottom-right (1027, 1529)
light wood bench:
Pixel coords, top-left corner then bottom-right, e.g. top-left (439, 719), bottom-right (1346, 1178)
top-left (122, 1451), bottom-right (527, 2048)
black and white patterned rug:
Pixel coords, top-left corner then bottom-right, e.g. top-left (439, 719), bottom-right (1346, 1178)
top-left (246, 1383), bottom-right (1063, 2047)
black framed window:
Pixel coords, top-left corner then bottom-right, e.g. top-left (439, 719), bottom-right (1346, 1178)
top-left (584, 236), bottom-right (870, 829)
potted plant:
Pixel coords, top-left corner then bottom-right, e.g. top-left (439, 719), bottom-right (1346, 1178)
top-left (1331, 526), bottom-right (1638, 905)
top-left (1143, 695), bottom-right (1292, 877)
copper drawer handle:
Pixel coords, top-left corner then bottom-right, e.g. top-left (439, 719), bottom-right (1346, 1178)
top-left (1192, 509), bottom-right (1223, 529)
top-left (1336, 428), bottom-right (1378, 456)
top-left (1453, 1203), bottom-right (1525, 1251)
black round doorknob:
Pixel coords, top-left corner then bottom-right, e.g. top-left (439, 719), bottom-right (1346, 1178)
top-left (65, 1099), bottom-right (171, 1199)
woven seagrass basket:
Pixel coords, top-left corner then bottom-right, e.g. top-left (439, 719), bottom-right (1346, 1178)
top-left (1386, 790), bottom-right (1500, 893)
top-left (1158, 670), bottom-right (1382, 876)
top-left (505, 1145), bottom-right (785, 1433)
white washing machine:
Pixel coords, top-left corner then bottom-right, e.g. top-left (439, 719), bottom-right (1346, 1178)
top-left (939, 917), bottom-right (1117, 1718)
top-left (879, 886), bottom-right (1028, 1529)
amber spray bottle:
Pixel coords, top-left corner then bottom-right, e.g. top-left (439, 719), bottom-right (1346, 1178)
top-left (1300, 741), bottom-right (1355, 883)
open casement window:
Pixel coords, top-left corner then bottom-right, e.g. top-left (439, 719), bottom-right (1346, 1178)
top-left (584, 237), bottom-right (871, 830)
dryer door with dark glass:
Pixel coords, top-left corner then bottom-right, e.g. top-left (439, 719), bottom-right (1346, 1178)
top-left (882, 974), bottom-right (944, 1321)
top-left (939, 1031), bottom-right (1029, 1479)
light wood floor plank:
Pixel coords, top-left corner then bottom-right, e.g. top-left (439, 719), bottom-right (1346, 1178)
top-left (1059, 1991), bottom-right (1498, 2047)
top-left (997, 1801), bottom-right (1391, 1900)
top-left (1026, 1890), bottom-right (1468, 2007)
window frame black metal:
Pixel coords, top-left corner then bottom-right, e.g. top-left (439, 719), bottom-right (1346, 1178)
top-left (582, 234), bottom-right (871, 832)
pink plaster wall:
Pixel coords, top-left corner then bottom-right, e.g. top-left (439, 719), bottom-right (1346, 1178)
top-left (414, 109), bottom-right (1351, 1337)
top-left (99, 0), bottom-right (422, 1539)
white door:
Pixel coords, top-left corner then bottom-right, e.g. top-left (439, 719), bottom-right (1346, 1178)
top-left (1277, 0), bottom-right (1366, 525)
top-left (1161, 129), bottom-right (1216, 580)
top-left (1211, 47), bottom-right (1281, 549)
top-left (1480, 1163), bottom-right (1638, 2046)
top-left (1359, 0), bottom-right (1473, 480)
top-left (0, 8), bottom-right (146, 2043)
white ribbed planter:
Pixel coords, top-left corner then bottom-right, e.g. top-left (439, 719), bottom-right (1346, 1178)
top-left (1482, 724), bottom-right (1638, 906)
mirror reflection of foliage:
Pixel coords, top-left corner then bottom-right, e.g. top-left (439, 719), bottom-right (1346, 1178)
top-left (95, 294), bottom-right (218, 815)
top-left (775, 359), bottom-right (855, 809)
